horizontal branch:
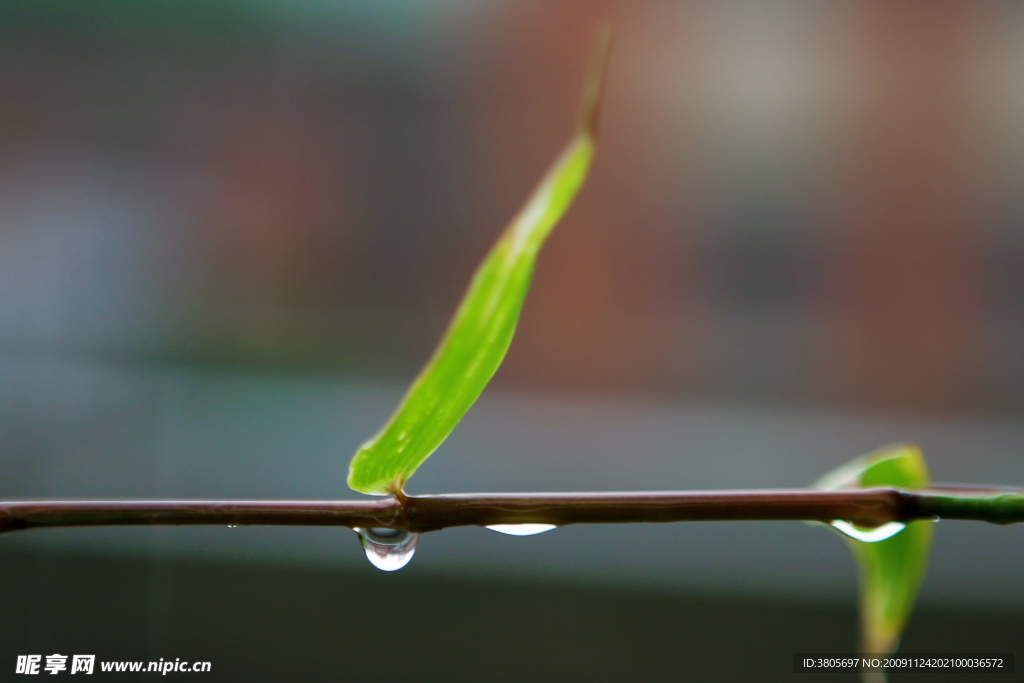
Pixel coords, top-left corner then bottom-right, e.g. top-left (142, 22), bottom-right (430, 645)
top-left (0, 486), bottom-right (1021, 535)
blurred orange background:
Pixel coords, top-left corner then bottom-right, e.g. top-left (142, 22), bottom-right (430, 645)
top-left (3, 0), bottom-right (1021, 415)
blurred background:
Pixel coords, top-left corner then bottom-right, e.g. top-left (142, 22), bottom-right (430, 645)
top-left (1, 0), bottom-right (1022, 680)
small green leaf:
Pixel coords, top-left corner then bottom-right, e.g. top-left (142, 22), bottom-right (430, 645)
top-left (814, 443), bottom-right (933, 656)
top-left (348, 30), bottom-right (611, 495)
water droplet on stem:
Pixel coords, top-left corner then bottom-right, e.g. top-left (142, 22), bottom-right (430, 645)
top-left (485, 524), bottom-right (557, 536)
top-left (355, 527), bottom-right (419, 571)
top-left (830, 520), bottom-right (906, 542)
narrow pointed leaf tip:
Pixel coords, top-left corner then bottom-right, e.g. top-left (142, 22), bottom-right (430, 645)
top-left (813, 443), bottom-right (933, 656)
top-left (347, 31), bottom-right (611, 495)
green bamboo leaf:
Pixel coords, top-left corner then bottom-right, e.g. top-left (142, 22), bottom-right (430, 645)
top-left (814, 443), bottom-right (933, 658)
top-left (348, 30), bottom-right (611, 495)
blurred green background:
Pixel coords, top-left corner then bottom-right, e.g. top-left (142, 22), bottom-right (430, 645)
top-left (1, 0), bottom-right (1023, 680)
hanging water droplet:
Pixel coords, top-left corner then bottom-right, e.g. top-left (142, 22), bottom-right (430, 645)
top-left (830, 520), bottom-right (906, 542)
top-left (354, 527), bottom-right (419, 571)
top-left (931, 515), bottom-right (941, 523)
top-left (485, 524), bottom-right (557, 536)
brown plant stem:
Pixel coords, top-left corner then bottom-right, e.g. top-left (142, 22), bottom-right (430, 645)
top-left (0, 486), bottom-right (1020, 535)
